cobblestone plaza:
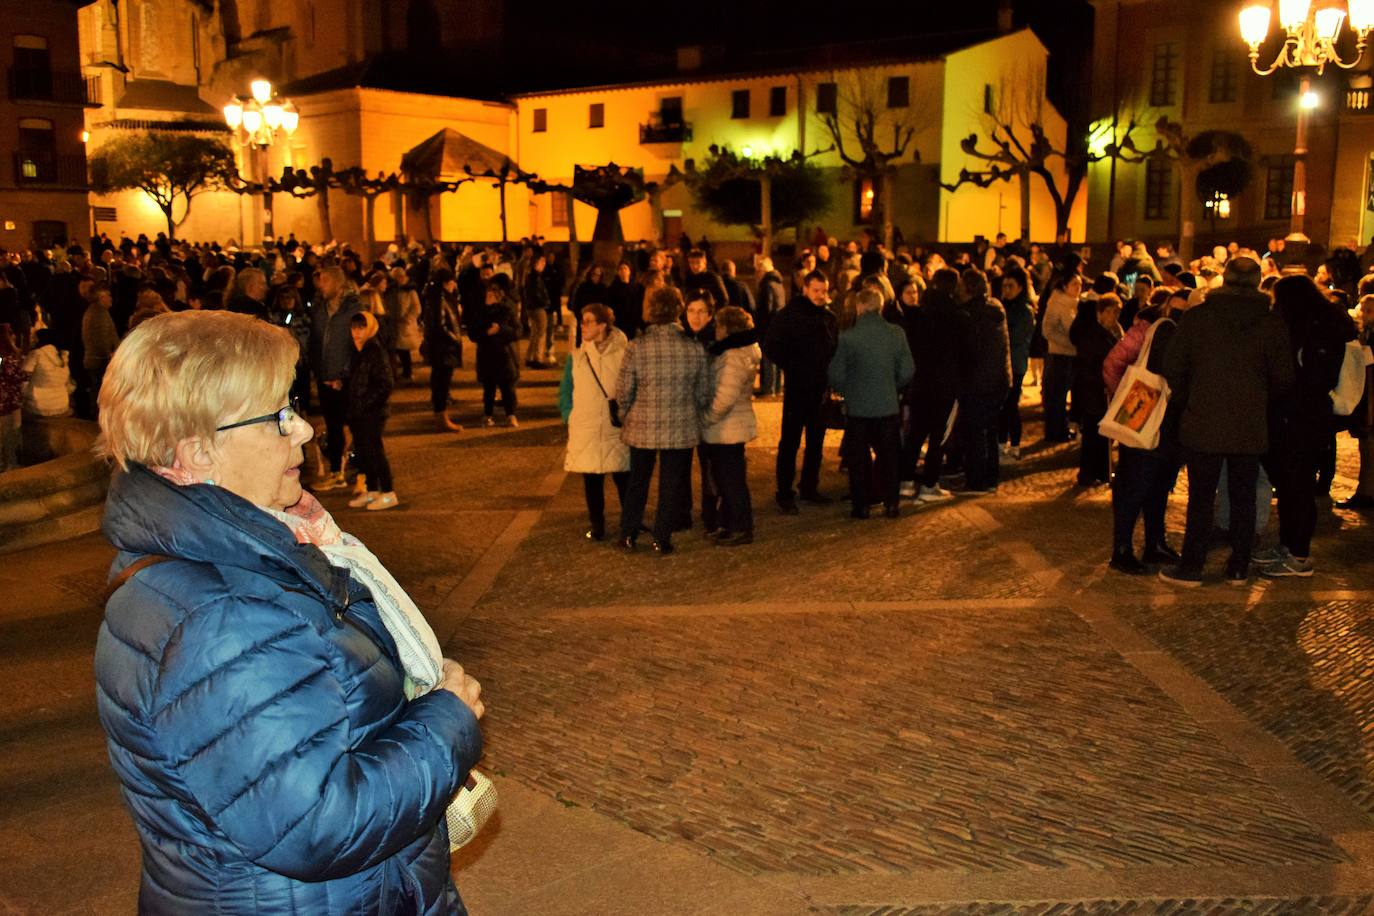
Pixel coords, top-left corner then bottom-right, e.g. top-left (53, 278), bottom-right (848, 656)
top-left (2, 350), bottom-right (1372, 915)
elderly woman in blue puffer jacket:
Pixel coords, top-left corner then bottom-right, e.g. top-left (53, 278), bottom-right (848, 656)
top-left (93, 310), bottom-right (485, 915)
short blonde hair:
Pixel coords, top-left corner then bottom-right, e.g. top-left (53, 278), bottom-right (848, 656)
top-left (98, 311), bottom-right (298, 469)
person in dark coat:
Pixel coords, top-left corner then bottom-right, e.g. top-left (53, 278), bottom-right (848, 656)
top-left (762, 269), bottom-right (839, 513)
top-left (681, 249), bottom-right (729, 318)
top-left (93, 310), bottom-right (485, 915)
top-left (423, 268), bottom-right (464, 432)
top-left (958, 269), bottom-right (1012, 494)
top-left (346, 311), bottom-right (398, 510)
top-left (1161, 256), bottom-right (1295, 586)
top-left (470, 275), bottom-right (522, 426)
top-left (902, 268), bottom-right (972, 503)
top-left (998, 264), bottom-right (1037, 461)
top-left (522, 254), bottom-right (554, 367)
top-left (308, 267), bottom-right (364, 490)
top-left (1070, 293), bottom-right (1123, 486)
top-left (754, 256), bottom-right (787, 395)
top-left (1257, 274), bottom-right (1360, 577)
top-left (719, 258), bottom-right (755, 315)
top-left (607, 261), bottom-right (641, 340)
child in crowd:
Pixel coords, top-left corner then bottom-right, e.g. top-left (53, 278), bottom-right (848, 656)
top-left (346, 311), bottom-right (398, 511)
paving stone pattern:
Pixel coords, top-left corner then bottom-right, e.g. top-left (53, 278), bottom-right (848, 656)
top-left (827, 898), bottom-right (1374, 916)
top-left (1120, 599), bottom-right (1374, 819)
top-left (461, 605), bottom-right (1344, 876)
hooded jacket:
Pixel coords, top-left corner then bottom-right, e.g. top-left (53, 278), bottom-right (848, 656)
top-left (95, 466), bottom-right (481, 914)
top-left (701, 329), bottom-right (762, 443)
top-left (347, 313), bottom-right (394, 421)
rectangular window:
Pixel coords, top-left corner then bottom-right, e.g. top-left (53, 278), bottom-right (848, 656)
top-left (1150, 41), bottom-right (1180, 107)
top-left (532, 108), bottom-right (547, 133)
top-left (816, 81), bottom-right (838, 115)
top-left (659, 96), bottom-right (683, 124)
top-left (12, 35), bottom-right (52, 99)
top-left (588, 102), bottom-right (604, 129)
top-left (551, 192), bottom-right (569, 228)
top-left (1144, 157), bottom-right (1172, 221)
top-left (1208, 48), bottom-right (1238, 103)
top-left (853, 177), bottom-right (876, 224)
top-left (769, 85), bottom-right (786, 117)
top-left (887, 75), bottom-right (909, 109)
top-left (1266, 156), bottom-right (1295, 220)
top-left (731, 88), bottom-right (750, 119)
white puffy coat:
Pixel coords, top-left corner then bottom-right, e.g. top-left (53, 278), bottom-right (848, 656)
top-left (700, 338), bottom-right (760, 444)
top-left (22, 345), bottom-right (73, 417)
top-left (564, 329), bottom-right (631, 474)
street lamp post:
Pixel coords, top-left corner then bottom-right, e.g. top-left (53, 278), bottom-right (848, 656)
top-left (223, 79), bottom-right (300, 244)
top-left (1240, 0), bottom-right (1374, 238)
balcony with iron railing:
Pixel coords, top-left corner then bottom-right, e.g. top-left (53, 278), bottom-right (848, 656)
top-left (8, 67), bottom-right (101, 106)
top-left (13, 151), bottom-right (89, 188)
top-left (639, 114), bottom-right (693, 145)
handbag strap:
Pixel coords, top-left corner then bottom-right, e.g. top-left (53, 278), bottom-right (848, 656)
top-left (103, 554), bottom-right (175, 605)
top-left (584, 352), bottom-right (612, 402)
top-left (1136, 317), bottom-right (1171, 370)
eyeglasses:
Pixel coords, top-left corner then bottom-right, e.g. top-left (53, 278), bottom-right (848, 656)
top-left (215, 397), bottom-right (302, 437)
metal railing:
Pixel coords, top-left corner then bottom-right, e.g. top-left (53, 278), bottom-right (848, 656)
top-left (8, 67), bottom-right (101, 106)
top-left (639, 119), bottom-right (693, 144)
top-left (13, 151), bottom-right (89, 187)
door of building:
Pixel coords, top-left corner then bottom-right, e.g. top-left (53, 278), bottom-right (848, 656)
top-left (662, 209), bottom-right (682, 249)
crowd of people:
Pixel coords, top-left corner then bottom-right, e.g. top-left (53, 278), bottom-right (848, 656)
top-left (1, 224), bottom-right (1371, 580)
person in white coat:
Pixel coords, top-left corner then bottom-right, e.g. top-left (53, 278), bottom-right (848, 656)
top-left (700, 307), bottom-right (761, 546)
top-left (559, 302), bottom-right (631, 540)
top-left (22, 328), bottom-right (74, 417)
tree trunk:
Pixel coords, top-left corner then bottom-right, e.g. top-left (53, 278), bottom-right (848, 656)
top-left (1177, 160), bottom-right (1202, 263)
top-left (498, 181), bottom-right (508, 243)
top-left (879, 167), bottom-right (895, 251)
top-left (1019, 167), bottom-right (1032, 243)
top-left (566, 190), bottom-right (580, 279)
top-left (364, 194), bottom-right (376, 259)
top-left (760, 173), bottom-right (773, 260)
top-left (163, 203), bottom-right (176, 240)
top-left (317, 189), bottom-right (333, 243)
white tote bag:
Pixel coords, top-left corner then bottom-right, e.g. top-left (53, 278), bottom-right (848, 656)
top-left (1099, 319), bottom-right (1172, 450)
top-left (1330, 340), bottom-right (1372, 416)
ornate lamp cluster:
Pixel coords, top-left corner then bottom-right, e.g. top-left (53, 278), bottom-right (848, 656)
top-left (222, 78), bottom-right (299, 148)
top-left (1240, 0), bottom-right (1374, 74)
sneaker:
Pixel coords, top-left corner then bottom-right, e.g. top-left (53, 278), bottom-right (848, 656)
top-left (1109, 551), bottom-right (1148, 575)
top-left (916, 485), bottom-right (954, 504)
top-left (312, 472), bottom-right (343, 492)
top-left (1225, 567), bottom-right (1251, 587)
top-left (899, 480), bottom-right (917, 498)
top-left (1252, 544), bottom-right (1286, 564)
top-left (716, 530), bottom-right (754, 547)
top-left (507, 415), bottom-right (519, 428)
top-left (365, 492), bottom-right (399, 512)
top-left (1158, 565), bottom-right (1204, 587)
top-left (348, 490), bottom-right (379, 508)
top-left (1141, 543), bottom-right (1182, 565)
top-left (352, 476), bottom-right (368, 496)
top-left (483, 416), bottom-right (496, 428)
top-left (1260, 552), bottom-right (1314, 578)
top-left (999, 447), bottom-right (1021, 465)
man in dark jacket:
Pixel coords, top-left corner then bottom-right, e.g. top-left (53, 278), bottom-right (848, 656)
top-left (754, 256), bottom-right (787, 395)
top-left (904, 268), bottom-right (972, 503)
top-left (719, 259), bottom-right (755, 315)
top-left (762, 269), bottom-right (839, 513)
top-left (829, 288), bottom-right (915, 518)
top-left (308, 266), bottom-right (364, 490)
top-left (958, 269), bottom-right (1012, 494)
top-left (682, 249), bottom-right (729, 317)
top-left (1161, 256), bottom-right (1294, 585)
top-left (226, 268), bottom-right (269, 319)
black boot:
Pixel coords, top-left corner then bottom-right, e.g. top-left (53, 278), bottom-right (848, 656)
top-left (1109, 549), bottom-right (1148, 575)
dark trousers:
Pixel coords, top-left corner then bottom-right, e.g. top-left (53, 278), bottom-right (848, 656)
top-left (703, 442), bottom-right (753, 533)
top-left (1181, 451), bottom-right (1259, 574)
top-left (1264, 437), bottom-right (1319, 558)
top-left (1078, 422), bottom-right (1110, 483)
top-left (394, 349), bottom-right (413, 380)
top-left (621, 447), bottom-right (693, 545)
top-left (758, 359), bottom-right (780, 395)
top-left (962, 394), bottom-right (1004, 490)
top-left (678, 444), bottom-right (720, 531)
top-left (317, 382), bottom-right (348, 473)
top-left (583, 471), bottom-right (629, 535)
top-left (845, 415), bottom-right (901, 510)
top-left (776, 386), bottom-right (826, 499)
top-left (348, 414), bottom-right (392, 492)
top-left (1042, 354), bottom-right (1073, 440)
top-left (998, 375), bottom-right (1024, 447)
top-left (430, 359), bottom-right (454, 413)
top-left (904, 394), bottom-right (956, 486)
top-left (482, 380), bottom-right (517, 417)
top-left (1112, 445), bottom-right (1180, 553)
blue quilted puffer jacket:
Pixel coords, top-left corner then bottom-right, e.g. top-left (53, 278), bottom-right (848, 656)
top-left (95, 465), bottom-right (482, 914)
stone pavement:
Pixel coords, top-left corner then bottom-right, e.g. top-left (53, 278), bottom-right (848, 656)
top-left (1, 332), bottom-right (1372, 915)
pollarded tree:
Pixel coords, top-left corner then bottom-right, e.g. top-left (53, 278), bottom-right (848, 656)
top-left (91, 133), bottom-right (237, 239)
top-left (817, 71), bottom-right (936, 250)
